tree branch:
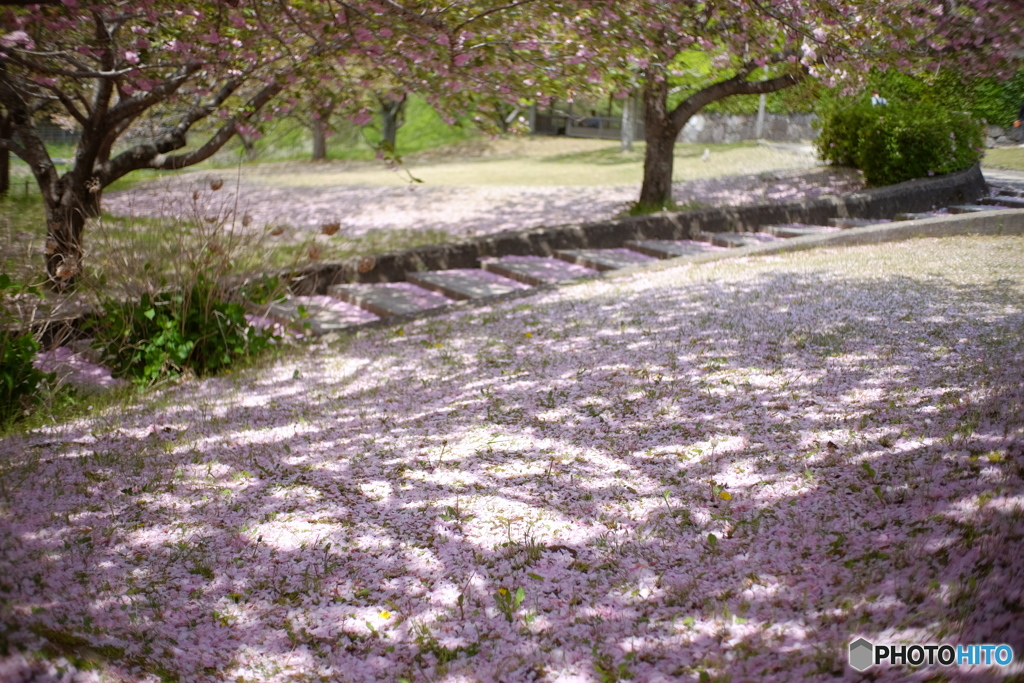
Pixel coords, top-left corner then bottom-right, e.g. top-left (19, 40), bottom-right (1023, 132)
top-left (669, 57), bottom-right (806, 131)
top-left (0, 136), bottom-right (28, 161)
top-left (102, 80), bottom-right (282, 184)
top-left (105, 62), bottom-right (204, 126)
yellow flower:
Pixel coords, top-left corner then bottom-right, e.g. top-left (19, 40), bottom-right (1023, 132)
top-left (719, 491), bottom-right (732, 500)
top-left (498, 588), bottom-right (508, 596)
top-left (379, 610), bottom-right (391, 619)
top-left (524, 332), bottom-right (533, 338)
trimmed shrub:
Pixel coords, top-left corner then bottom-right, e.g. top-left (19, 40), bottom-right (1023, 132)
top-left (91, 274), bottom-right (278, 384)
top-left (816, 97), bottom-right (983, 186)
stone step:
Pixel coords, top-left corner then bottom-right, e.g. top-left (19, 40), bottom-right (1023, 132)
top-left (406, 269), bottom-right (532, 301)
top-left (623, 239), bottom-right (726, 259)
top-left (894, 211), bottom-right (943, 221)
top-left (702, 231), bottom-right (782, 248)
top-left (481, 255), bottom-right (597, 286)
top-left (829, 217), bottom-right (891, 229)
top-left (762, 224), bottom-right (841, 239)
top-left (554, 248), bottom-right (659, 271)
top-left (261, 295), bottom-right (379, 335)
top-left (946, 204), bottom-right (1006, 214)
top-left (980, 196), bottom-right (1024, 209)
top-left (989, 185), bottom-right (1024, 198)
top-left (328, 282), bottom-right (454, 317)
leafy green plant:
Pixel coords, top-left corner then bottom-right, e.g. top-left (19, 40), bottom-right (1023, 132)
top-left (493, 586), bottom-right (525, 623)
top-left (815, 95), bottom-right (984, 186)
top-left (91, 273), bottom-right (278, 384)
top-left (0, 274), bottom-right (53, 424)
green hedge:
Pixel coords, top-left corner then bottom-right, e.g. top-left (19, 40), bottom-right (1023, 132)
top-left (815, 97), bottom-right (983, 186)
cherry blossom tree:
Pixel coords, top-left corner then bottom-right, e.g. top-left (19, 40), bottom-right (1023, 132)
top-left (0, 1), bottom-right (497, 287)
top-left (560, 0), bottom-right (1024, 209)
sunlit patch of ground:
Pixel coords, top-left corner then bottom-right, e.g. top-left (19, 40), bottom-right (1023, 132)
top-left (2, 236), bottom-right (1022, 682)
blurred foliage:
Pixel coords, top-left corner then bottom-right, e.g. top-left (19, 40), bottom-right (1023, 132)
top-left (0, 275), bottom-right (53, 425)
top-left (816, 94), bottom-right (983, 186)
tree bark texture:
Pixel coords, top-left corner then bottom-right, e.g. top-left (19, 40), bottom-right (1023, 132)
top-left (312, 118), bottom-right (328, 161)
top-left (0, 114), bottom-right (10, 197)
top-left (639, 80), bottom-right (678, 208)
top-left (44, 186), bottom-right (89, 289)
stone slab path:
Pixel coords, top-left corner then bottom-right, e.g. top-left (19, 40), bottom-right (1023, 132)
top-left (264, 296), bottom-right (379, 335)
top-left (763, 224), bottom-right (841, 238)
top-left (704, 231), bottom-right (782, 248)
top-left (948, 204), bottom-right (1009, 214)
top-left (481, 255), bottom-right (597, 286)
top-left (328, 282), bottom-right (454, 317)
top-left (405, 269), bottom-right (532, 300)
top-left (554, 248), bottom-right (659, 272)
top-left (623, 239), bottom-right (726, 259)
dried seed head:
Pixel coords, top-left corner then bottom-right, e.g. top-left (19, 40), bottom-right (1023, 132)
top-left (193, 191), bottom-right (201, 201)
top-left (269, 225), bottom-right (285, 236)
top-left (308, 246), bottom-right (323, 261)
top-left (210, 178), bottom-right (224, 191)
top-left (242, 214), bottom-right (252, 227)
top-left (320, 222), bottom-right (340, 236)
top-left (55, 264), bottom-right (77, 279)
top-left (44, 237), bottom-right (58, 255)
top-left (357, 255), bottom-right (376, 273)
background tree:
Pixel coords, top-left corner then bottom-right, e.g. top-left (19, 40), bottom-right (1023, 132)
top-left (558, 0), bottom-right (1024, 209)
top-left (0, 1), bottom-right (475, 287)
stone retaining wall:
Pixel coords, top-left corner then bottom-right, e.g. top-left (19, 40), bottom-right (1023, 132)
top-left (986, 124), bottom-right (1024, 148)
top-left (288, 164), bottom-right (988, 294)
top-left (678, 113), bottom-right (817, 144)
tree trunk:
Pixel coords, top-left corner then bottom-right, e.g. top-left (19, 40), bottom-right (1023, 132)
top-left (239, 134), bottom-right (258, 162)
top-left (638, 81), bottom-right (679, 209)
top-left (44, 189), bottom-right (89, 290)
top-left (311, 118), bottom-right (328, 161)
top-left (380, 94), bottom-right (407, 151)
top-left (620, 92), bottom-right (634, 153)
top-left (0, 115), bottom-right (10, 197)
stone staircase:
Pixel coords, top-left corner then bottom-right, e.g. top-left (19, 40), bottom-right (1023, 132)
top-left (257, 189), bottom-right (1024, 336)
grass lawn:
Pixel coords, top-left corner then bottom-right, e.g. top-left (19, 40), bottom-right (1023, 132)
top-left (244, 138), bottom-right (812, 188)
top-left (983, 146), bottom-right (1024, 172)
top-left (1, 235), bottom-right (1021, 682)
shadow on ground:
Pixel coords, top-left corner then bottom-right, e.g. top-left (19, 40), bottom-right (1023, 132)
top-left (1, 240), bottom-right (1022, 682)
